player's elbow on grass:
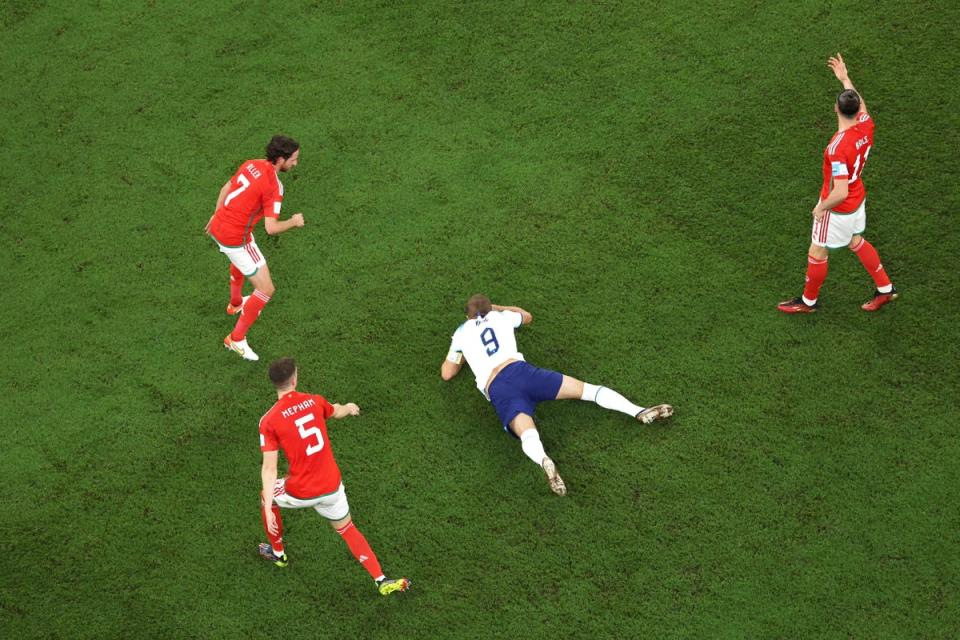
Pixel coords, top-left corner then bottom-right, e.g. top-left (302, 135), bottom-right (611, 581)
top-left (441, 360), bottom-right (461, 381)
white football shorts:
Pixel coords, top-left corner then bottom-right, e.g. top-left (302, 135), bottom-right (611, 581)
top-left (215, 235), bottom-right (266, 277)
top-left (272, 479), bottom-right (350, 521)
top-left (811, 200), bottom-right (866, 249)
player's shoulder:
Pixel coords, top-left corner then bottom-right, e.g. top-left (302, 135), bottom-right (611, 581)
top-left (242, 159), bottom-right (276, 181)
top-left (259, 400), bottom-right (282, 429)
top-left (493, 309), bottom-right (520, 322)
top-left (826, 129), bottom-right (846, 153)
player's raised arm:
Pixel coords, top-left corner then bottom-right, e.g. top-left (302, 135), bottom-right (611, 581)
top-left (491, 304), bottom-right (533, 325)
top-left (828, 53), bottom-right (867, 114)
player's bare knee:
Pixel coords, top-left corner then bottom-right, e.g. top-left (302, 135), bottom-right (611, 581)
top-left (848, 235), bottom-right (863, 249)
top-left (509, 414), bottom-right (536, 437)
top-left (557, 376), bottom-right (584, 400)
top-left (260, 282), bottom-right (276, 297)
top-left (329, 513), bottom-right (352, 530)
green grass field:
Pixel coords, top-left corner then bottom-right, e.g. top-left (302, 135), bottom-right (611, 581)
top-left (3, 1), bottom-right (959, 637)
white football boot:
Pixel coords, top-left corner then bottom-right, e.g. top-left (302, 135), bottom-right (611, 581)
top-left (224, 335), bottom-right (259, 361)
top-left (541, 457), bottom-right (566, 496)
top-left (636, 404), bottom-right (674, 424)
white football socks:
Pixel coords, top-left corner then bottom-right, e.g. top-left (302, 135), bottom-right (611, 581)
top-left (581, 382), bottom-right (643, 417)
top-left (519, 429), bottom-right (548, 465)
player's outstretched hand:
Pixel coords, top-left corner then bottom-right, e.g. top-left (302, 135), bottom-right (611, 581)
top-left (344, 402), bottom-right (360, 416)
top-left (828, 53), bottom-right (849, 83)
top-left (290, 213), bottom-right (305, 228)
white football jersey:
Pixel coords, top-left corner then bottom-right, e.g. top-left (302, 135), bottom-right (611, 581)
top-left (447, 310), bottom-right (525, 397)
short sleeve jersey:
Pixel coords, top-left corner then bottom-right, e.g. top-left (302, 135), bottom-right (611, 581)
top-left (259, 391), bottom-right (340, 499)
top-left (820, 112), bottom-right (874, 213)
top-left (208, 159), bottom-right (284, 246)
top-left (447, 310), bottom-right (525, 396)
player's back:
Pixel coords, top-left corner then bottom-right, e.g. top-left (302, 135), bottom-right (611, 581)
top-left (209, 159), bottom-right (282, 246)
top-left (259, 391), bottom-right (341, 499)
top-left (822, 112), bottom-right (874, 212)
top-left (453, 310), bottom-right (525, 394)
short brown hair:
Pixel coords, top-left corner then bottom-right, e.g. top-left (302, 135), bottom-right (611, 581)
top-left (268, 357), bottom-right (297, 389)
top-left (465, 294), bottom-right (492, 318)
top-left (837, 90), bottom-right (861, 117)
top-left (266, 135), bottom-right (300, 163)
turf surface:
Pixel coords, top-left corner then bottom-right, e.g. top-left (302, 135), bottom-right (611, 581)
top-left (2, 1), bottom-right (959, 638)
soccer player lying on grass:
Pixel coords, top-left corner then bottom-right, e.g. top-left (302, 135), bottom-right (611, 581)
top-left (257, 357), bottom-right (410, 596)
top-left (778, 53), bottom-right (897, 314)
top-left (206, 135), bottom-right (306, 362)
top-left (441, 294), bottom-right (673, 496)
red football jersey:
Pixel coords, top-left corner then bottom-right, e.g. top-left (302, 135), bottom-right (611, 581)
top-left (820, 112), bottom-right (874, 213)
top-left (208, 159), bottom-right (284, 246)
top-left (259, 391), bottom-right (340, 499)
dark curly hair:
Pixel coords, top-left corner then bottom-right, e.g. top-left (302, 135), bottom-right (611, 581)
top-left (266, 135), bottom-right (300, 163)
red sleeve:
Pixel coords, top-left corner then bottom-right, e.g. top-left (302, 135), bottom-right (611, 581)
top-left (259, 417), bottom-right (279, 451)
top-left (262, 171), bottom-right (282, 219)
top-left (827, 139), bottom-right (853, 179)
top-left (317, 395), bottom-right (335, 420)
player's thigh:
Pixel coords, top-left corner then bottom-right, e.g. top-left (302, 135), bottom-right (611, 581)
top-left (850, 201), bottom-right (866, 239)
top-left (508, 413), bottom-right (537, 437)
top-left (554, 375), bottom-right (584, 400)
top-left (218, 242), bottom-right (263, 277)
top-left (813, 210), bottom-right (859, 251)
top-left (247, 263), bottom-right (274, 293)
top-left (312, 484), bottom-right (350, 522)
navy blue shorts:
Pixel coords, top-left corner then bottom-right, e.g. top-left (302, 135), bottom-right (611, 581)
top-left (488, 361), bottom-right (563, 436)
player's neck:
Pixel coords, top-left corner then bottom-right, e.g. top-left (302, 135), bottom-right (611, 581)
top-left (837, 116), bottom-right (856, 132)
top-left (277, 387), bottom-right (296, 400)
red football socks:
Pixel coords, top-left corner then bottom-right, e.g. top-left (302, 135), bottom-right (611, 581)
top-left (851, 238), bottom-right (892, 290)
top-left (261, 503), bottom-right (285, 555)
top-left (229, 265), bottom-right (244, 307)
top-left (230, 289), bottom-right (271, 341)
top-left (803, 255), bottom-right (829, 303)
top-left (336, 521), bottom-right (384, 581)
